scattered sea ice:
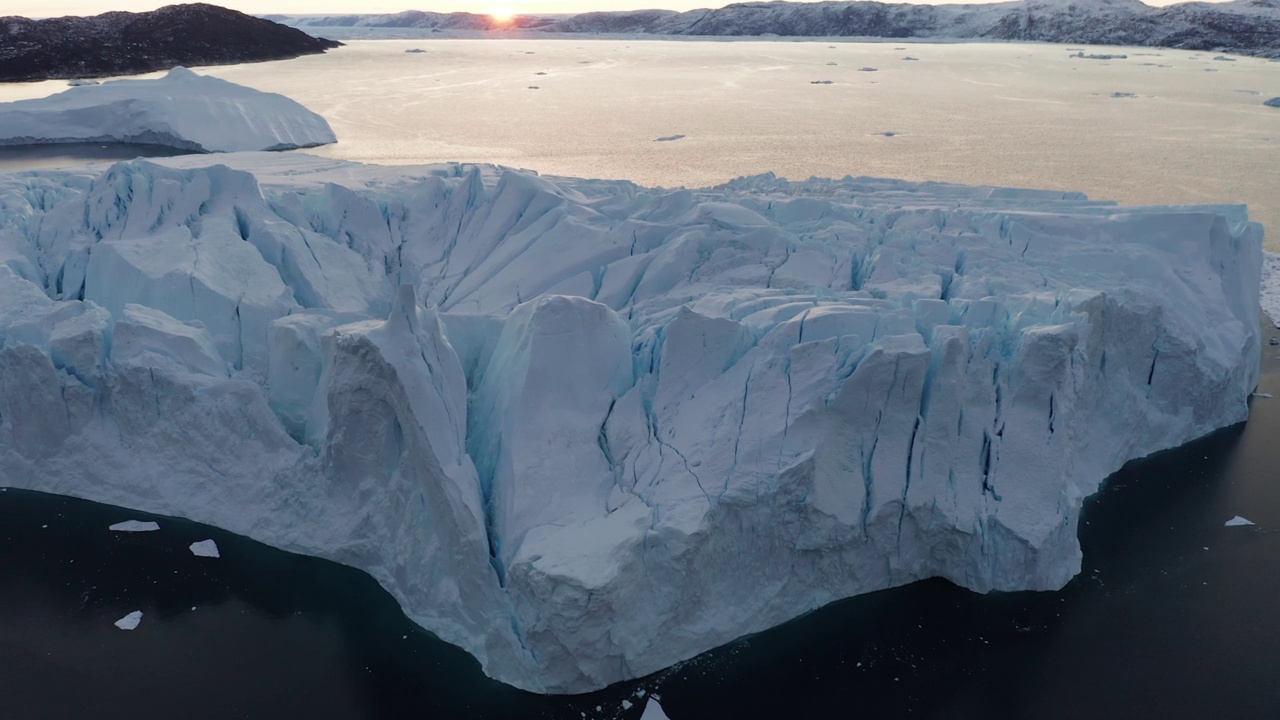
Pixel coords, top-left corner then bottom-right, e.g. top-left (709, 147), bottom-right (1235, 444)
top-left (110, 520), bottom-right (159, 532)
top-left (189, 539), bottom-right (220, 558)
top-left (115, 611), bottom-right (143, 630)
top-left (1225, 516), bottom-right (1256, 527)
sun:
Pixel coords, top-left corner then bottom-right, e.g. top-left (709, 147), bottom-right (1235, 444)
top-left (488, 6), bottom-right (515, 25)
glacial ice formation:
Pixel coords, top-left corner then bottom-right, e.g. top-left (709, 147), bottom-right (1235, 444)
top-left (0, 68), bottom-right (336, 153)
top-left (0, 152), bottom-right (1261, 693)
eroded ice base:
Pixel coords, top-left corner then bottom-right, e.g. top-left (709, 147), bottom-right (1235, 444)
top-left (0, 152), bottom-right (1261, 692)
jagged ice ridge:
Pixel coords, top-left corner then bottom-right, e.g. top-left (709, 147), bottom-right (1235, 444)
top-left (0, 152), bottom-right (1261, 692)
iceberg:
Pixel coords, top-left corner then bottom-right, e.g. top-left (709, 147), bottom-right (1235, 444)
top-left (0, 152), bottom-right (1261, 693)
top-left (0, 68), bottom-right (336, 153)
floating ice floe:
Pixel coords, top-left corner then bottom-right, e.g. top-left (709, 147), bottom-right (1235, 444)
top-left (189, 539), bottom-right (220, 558)
top-left (109, 520), bottom-right (160, 532)
top-left (1225, 516), bottom-right (1256, 527)
top-left (640, 698), bottom-right (671, 720)
top-left (114, 611), bottom-right (143, 630)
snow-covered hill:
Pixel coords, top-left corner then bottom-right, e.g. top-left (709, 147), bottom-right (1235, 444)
top-left (0, 152), bottom-right (1260, 692)
top-left (277, 0), bottom-right (1280, 58)
top-left (0, 3), bottom-right (341, 82)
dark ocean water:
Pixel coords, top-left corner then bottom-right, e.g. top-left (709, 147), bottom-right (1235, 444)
top-left (2, 323), bottom-right (1278, 720)
top-left (0, 143), bottom-right (191, 172)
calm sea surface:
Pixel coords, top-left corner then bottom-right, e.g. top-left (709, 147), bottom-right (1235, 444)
top-left (0, 39), bottom-right (1277, 247)
top-left (1, 39), bottom-right (1279, 718)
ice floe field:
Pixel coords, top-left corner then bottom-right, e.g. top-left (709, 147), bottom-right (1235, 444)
top-left (2, 39), bottom-right (1275, 249)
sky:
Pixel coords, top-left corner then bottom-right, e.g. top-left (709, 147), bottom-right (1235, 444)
top-left (9, 0), bottom-right (1228, 19)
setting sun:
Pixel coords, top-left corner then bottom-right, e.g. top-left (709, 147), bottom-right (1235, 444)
top-left (488, 6), bottom-right (515, 24)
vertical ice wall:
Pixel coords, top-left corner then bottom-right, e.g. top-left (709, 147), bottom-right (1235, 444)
top-left (0, 155), bottom-right (1262, 692)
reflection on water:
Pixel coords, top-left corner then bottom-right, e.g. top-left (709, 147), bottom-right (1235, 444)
top-left (0, 143), bottom-right (193, 172)
top-left (1, 323), bottom-right (1277, 719)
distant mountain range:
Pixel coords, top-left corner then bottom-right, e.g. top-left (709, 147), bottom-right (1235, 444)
top-left (0, 3), bottom-right (341, 83)
top-left (276, 0), bottom-right (1280, 59)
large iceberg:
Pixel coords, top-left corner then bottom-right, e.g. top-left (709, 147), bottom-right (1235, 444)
top-left (0, 152), bottom-right (1261, 692)
top-left (0, 68), bottom-right (336, 153)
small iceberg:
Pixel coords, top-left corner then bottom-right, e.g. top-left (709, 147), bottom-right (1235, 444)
top-left (67, 79), bottom-right (99, 86)
top-left (404, 48), bottom-right (426, 53)
top-left (1266, 98), bottom-right (1280, 108)
top-left (114, 611), bottom-right (143, 630)
top-left (1225, 516), bottom-right (1256, 527)
top-left (109, 520), bottom-right (159, 532)
top-left (1252, 392), bottom-right (1273, 398)
top-left (1213, 55), bottom-right (1236, 62)
top-left (1075, 51), bottom-right (1127, 60)
top-left (189, 539), bottom-right (221, 558)
top-left (858, 66), bottom-right (878, 72)
top-left (810, 80), bottom-right (834, 84)
top-left (640, 698), bottom-right (672, 720)
top-left (1112, 92), bottom-right (1137, 99)
top-left (654, 134), bottom-right (686, 142)
top-left (0, 67), bottom-right (336, 153)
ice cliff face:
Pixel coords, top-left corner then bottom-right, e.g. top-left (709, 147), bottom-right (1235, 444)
top-left (0, 153), bottom-right (1261, 692)
top-left (0, 68), bottom-right (337, 153)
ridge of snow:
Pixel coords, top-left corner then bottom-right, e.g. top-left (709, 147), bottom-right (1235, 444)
top-left (0, 68), bottom-right (336, 153)
top-left (0, 151), bottom-right (1262, 693)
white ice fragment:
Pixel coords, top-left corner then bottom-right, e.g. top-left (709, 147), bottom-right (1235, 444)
top-left (622, 699), bottom-right (633, 710)
top-left (1225, 516), bottom-right (1256, 527)
top-left (640, 699), bottom-right (672, 720)
top-left (110, 520), bottom-right (160, 532)
top-left (1253, 392), bottom-right (1273, 398)
top-left (189, 539), bottom-right (221, 558)
top-left (114, 611), bottom-right (143, 630)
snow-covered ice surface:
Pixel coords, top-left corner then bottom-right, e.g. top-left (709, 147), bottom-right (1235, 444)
top-left (0, 68), bottom-right (336, 153)
top-left (189, 539), bottom-right (221, 557)
top-left (109, 520), bottom-right (159, 532)
top-left (114, 610), bottom-right (143, 630)
top-left (0, 152), bottom-right (1261, 693)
